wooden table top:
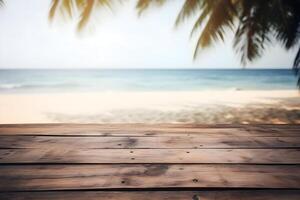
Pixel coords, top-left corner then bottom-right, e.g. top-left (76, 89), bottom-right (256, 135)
top-left (0, 124), bottom-right (299, 199)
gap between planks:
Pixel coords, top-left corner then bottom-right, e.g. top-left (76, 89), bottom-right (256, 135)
top-left (1, 190), bottom-right (300, 200)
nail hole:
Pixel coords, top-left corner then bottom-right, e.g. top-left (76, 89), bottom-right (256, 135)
top-left (131, 158), bottom-right (135, 160)
top-left (118, 144), bottom-right (122, 146)
top-left (192, 194), bottom-right (200, 200)
top-left (121, 180), bottom-right (125, 184)
top-left (130, 151), bottom-right (134, 153)
top-left (192, 179), bottom-right (198, 183)
top-left (186, 151), bottom-right (190, 153)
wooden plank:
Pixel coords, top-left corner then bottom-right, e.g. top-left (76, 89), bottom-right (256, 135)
top-left (1, 129), bottom-right (299, 137)
top-left (1, 164), bottom-right (300, 191)
top-left (1, 123), bottom-right (300, 129)
top-left (0, 127), bottom-right (253, 137)
top-left (0, 124), bottom-right (246, 135)
top-left (1, 149), bottom-right (299, 164)
top-left (1, 190), bottom-right (300, 200)
top-left (1, 136), bottom-right (300, 149)
top-left (1, 124), bottom-right (299, 137)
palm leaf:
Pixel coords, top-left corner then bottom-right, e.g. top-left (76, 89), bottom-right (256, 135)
top-left (49, 0), bottom-right (60, 20)
top-left (189, 3), bottom-right (213, 37)
top-left (77, 0), bottom-right (95, 30)
top-left (233, 1), bottom-right (271, 65)
top-left (62, 0), bottom-right (74, 18)
top-left (48, 0), bottom-right (114, 31)
top-left (46, 0), bottom-right (300, 86)
top-left (272, 0), bottom-right (300, 50)
top-left (175, 0), bottom-right (202, 26)
top-left (136, 0), bottom-right (166, 16)
top-left (294, 47), bottom-right (300, 87)
top-left (192, 0), bottom-right (236, 59)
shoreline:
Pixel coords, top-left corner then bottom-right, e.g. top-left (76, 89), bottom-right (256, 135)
top-left (0, 90), bottom-right (299, 124)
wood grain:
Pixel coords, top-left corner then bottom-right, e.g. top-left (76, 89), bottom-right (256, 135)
top-left (1, 190), bottom-right (300, 200)
top-left (1, 124), bottom-right (300, 198)
top-left (1, 135), bottom-right (300, 149)
top-left (1, 124), bottom-right (299, 137)
top-left (1, 164), bottom-right (300, 191)
top-left (1, 149), bottom-right (299, 164)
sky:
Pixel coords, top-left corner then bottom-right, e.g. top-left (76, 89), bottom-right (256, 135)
top-left (0, 0), bottom-right (298, 69)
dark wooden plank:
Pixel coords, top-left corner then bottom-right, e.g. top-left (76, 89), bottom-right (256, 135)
top-left (1, 190), bottom-right (300, 200)
top-left (1, 164), bottom-right (300, 191)
top-left (1, 124), bottom-right (299, 137)
top-left (0, 124), bottom-right (244, 135)
top-left (1, 135), bottom-right (300, 149)
top-left (1, 149), bottom-right (299, 164)
top-left (1, 123), bottom-right (300, 129)
top-left (0, 127), bottom-right (253, 137)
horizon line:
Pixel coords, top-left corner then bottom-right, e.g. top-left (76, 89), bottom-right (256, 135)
top-left (0, 67), bottom-right (293, 70)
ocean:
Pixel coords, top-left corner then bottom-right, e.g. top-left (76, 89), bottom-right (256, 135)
top-left (0, 69), bottom-right (298, 93)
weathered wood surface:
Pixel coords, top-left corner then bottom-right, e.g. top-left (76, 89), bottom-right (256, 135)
top-left (0, 124), bottom-right (299, 199)
top-left (1, 135), bottom-right (300, 149)
top-left (1, 190), bottom-right (300, 200)
top-left (1, 164), bottom-right (300, 191)
top-left (1, 124), bottom-right (300, 137)
top-left (1, 148), bottom-right (299, 164)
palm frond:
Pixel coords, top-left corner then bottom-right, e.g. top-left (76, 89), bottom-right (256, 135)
top-left (234, 23), bottom-right (269, 65)
top-left (294, 48), bottom-right (300, 90)
top-left (62, 0), bottom-right (74, 18)
top-left (233, 1), bottom-right (271, 65)
top-left (192, 0), bottom-right (236, 59)
top-left (272, 0), bottom-right (300, 50)
top-left (46, 0), bottom-right (300, 88)
top-left (294, 47), bottom-right (300, 88)
top-left (175, 0), bottom-right (202, 26)
top-left (136, 0), bottom-right (166, 16)
top-left (48, 0), bottom-right (114, 31)
top-left (77, 0), bottom-right (95, 30)
top-left (49, 0), bottom-right (60, 20)
top-left (189, 3), bottom-right (213, 37)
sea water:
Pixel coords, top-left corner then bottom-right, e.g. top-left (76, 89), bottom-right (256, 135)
top-left (0, 69), bottom-right (298, 93)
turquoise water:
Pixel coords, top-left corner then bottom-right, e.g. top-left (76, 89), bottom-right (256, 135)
top-left (0, 69), bottom-right (298, 93)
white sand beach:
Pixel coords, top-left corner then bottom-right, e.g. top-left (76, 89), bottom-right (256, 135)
top-left (0, 90), bottom-right (299, 124)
